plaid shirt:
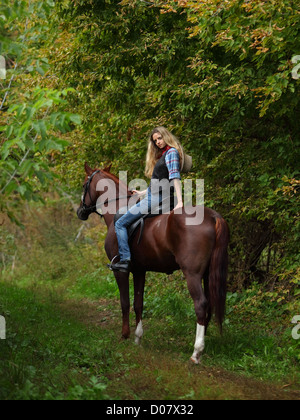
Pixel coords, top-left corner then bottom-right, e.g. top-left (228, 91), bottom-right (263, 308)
top-left (165, 148), bottom-right (181, 180)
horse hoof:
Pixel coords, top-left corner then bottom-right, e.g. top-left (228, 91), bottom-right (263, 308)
top-left (190, 356), bottom-right (200, 365)
top-left (135, 336), bottom-right (142, 345)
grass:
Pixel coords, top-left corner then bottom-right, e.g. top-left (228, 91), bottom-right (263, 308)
top-left (0, 198), bottom-right (299, 399)
top-left (0, 284), bottom-right (109, 400)
top-left (142, 291), bottom-right (299, 385)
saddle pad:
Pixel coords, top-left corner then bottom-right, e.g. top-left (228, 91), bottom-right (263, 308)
top-left (114, 206), bottom-right (161, 244)
top-left (114, 197), bottom-right (176, 244)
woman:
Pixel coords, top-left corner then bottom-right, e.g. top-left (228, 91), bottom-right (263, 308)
top-left (111, 127), bottom-right (184, 273)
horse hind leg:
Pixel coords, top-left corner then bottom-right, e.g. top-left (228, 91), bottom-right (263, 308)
top-left (183, 269), bottom-right (208, 364)
top-left (191, 324), bottom-right (205, 364)
top-left (203, 270), bottom-right (212, 333)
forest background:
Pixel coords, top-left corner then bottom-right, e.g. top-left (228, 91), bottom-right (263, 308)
top-left (0, 0), bottom-right (299, 399)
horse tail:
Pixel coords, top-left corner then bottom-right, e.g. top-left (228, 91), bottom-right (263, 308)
top-left (208, 216), bottom-right (230, 332)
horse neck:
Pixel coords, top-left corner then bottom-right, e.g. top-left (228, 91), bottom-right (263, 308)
top-left (99, 172), bottom-right (130, 227)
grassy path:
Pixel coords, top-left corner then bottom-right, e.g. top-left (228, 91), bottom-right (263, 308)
top-left (59, 297), bottom-right (300, 400)
top-left (1, 205), bottom-right (299, 400)
top-left (0, 282), bottom-right (299, 400)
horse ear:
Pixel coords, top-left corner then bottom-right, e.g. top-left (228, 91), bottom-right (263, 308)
top-left (104, 163), bottom-right (112, 173)
top-left (84, 162), bottom-right (93, 175)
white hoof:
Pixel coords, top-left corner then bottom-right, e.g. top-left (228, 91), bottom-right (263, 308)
top-left (135, 320), bottom-right (143, 345)
top-left (190, 354), bottom-right (201, 364)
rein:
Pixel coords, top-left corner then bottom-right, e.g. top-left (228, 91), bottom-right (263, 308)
top-left (81, 170), bottom-right (132, 218)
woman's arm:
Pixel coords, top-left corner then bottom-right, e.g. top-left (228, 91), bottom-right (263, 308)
top-left (173, 178), bottom-right (183, 211)
top-left (165, 149), bottom-right (183, 211)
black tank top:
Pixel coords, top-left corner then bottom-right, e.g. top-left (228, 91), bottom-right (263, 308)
top-left (151, 153), bottom-right (169, 182)
top-left (149, 153), bottom-right (175, 209)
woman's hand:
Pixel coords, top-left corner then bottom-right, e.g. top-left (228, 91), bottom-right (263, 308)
top-left (131, 189), bottom-right (147, 197)
top-left (173, 201), bottom-right (183, 213)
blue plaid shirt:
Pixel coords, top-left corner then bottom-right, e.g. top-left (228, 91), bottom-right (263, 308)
top-left (165, 148), bottom-right (181, 180)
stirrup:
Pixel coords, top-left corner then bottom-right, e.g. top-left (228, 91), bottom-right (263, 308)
top-left (110, 260), bottom-right (131, 273)
top-left (107, 254), bottom-right (120, 271)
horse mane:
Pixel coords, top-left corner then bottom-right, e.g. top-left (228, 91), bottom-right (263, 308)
top-left (100, 165), bottom-right (131, 194)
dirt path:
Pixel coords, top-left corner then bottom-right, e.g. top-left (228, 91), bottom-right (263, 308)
top-left (59, 298), bottom-right (300, 401)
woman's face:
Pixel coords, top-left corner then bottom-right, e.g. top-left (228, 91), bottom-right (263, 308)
top-left (152, 132), bottom-right (167, 149)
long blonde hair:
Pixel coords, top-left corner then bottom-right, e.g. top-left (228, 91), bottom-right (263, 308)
top-left (144, 127), bottom-right (183, 178)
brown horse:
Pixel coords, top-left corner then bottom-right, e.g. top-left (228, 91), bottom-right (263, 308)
top-left (77, 163), bottom-right (229, 363)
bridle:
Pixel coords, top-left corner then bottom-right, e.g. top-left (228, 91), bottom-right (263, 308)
top-left (81, 170), bottom-right (102, 217)
top-left (81, 170), bottom-right (132, 218)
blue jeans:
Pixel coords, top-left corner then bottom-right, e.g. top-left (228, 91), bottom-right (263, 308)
top-left (115, 188), bottom-right (162, 262)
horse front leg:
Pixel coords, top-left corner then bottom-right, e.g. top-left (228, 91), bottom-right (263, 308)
top-left (133, 271), bottom-right (146, 345)
top-left (114, 271), bottom-right (131, 339)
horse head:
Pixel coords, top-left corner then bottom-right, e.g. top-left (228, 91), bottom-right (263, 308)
top-left (77, 162), bottom-right (102, 220)
top-left (77, 162), bottom-right (130, 221)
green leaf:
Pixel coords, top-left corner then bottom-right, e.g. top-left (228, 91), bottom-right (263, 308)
top-left (69, 114), bottom-right (82, 125)
top-left (5, 125), bottom-right (14, 139)
top-left (17, 184), bottom-right (27, 196)
top-left (35, 170), bottom-right (46, 184)
top-left (33, 120), bottom-right (48, 139)
top-left (3, 180), bottom-right (18, 195)
top-left (36, 66), bottom-right (45, 76)
top-left (19, 159), bottom-right (34, 176)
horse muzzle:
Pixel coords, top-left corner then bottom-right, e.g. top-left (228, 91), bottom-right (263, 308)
top-left (77, 206), bottom-right (89, 221)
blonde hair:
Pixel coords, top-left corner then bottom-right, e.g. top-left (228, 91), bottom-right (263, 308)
top-left (144, 127), bottom-right (183, 178)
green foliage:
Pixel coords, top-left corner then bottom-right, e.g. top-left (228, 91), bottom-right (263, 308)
top-left (48, 0), bottom-right (300, 289)
top-left (1, 87), bottom-right (81, 204)
top-left (1, 0), bottom-right (298, 400)
top-left (1, 0), bottom-right (299, 289)
top-left (0, 0), bottom-right (81, 220)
